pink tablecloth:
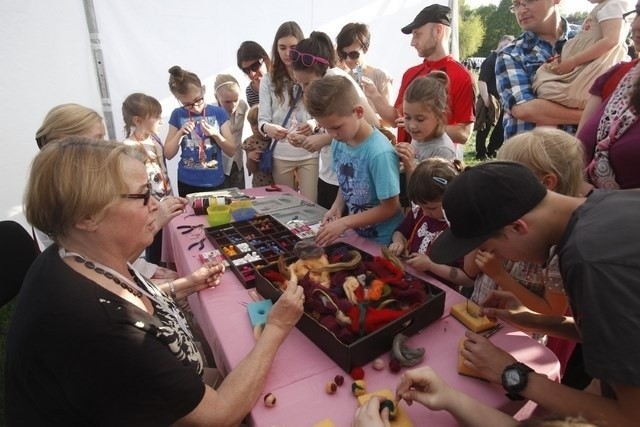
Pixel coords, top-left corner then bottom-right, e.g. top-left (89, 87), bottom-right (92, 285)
top-left (165, 186), bottom-right (560, 427)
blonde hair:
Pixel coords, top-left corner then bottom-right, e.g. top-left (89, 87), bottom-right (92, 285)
top-left (404, 71), bottom-right (449, 138)
top-left (214, 74), bottom-right (240, 94)
top-left (25, 137), bottom-right (142, 240)
top-left (122, 93), bottom-right (162, 138)
top-left (497, 128), bottom-right (585, 197)
top-left (35, 104), bottom-right (102, 149)
top-left (303, 75), bottom-right (360, 118)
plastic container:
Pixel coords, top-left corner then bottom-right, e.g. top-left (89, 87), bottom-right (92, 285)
top-left (207, 205), bottom-right (232, 226)
top-left (229, 200), bottom-right (256, 221)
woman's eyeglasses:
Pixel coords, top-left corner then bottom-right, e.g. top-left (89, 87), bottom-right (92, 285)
top-left (121, 183), bottom-right (152, 206)
top-left (241, 59), bottom-right (264, 75)
top-left (179, 94), bottom-right (205, 109)
top-left (337, 48), bottom-right (364, 60)
top-left (289, 49), bottom-right (329, 67)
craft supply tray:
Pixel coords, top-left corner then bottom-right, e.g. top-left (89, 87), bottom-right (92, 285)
top-left (205, 215), bottom-right (300, 288)
top-left (255, 242), bottom-right (446, 371)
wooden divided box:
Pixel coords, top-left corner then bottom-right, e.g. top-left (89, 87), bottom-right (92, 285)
top-left (205, 215), bottom-right (300, 288)
top-left (255, 242), bottom-right (446, 371)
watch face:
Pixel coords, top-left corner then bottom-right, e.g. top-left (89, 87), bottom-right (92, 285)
top-left (504, 369), bottom-right (520, 386)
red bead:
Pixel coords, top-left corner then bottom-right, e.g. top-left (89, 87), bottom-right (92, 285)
top-left (350, 367), bottom-right (365, 380)
top-left (334, 374), bottom-right (344, 386)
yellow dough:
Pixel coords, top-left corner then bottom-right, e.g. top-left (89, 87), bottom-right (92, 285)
top-left (450, 301), bottom-right (497, 333)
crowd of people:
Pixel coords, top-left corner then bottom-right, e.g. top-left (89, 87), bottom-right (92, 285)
top-left (6, 1), bottom-right (640, 426)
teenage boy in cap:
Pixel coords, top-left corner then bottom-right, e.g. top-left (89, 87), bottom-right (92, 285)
top-left (363, 5), bottom-right (475, 148)
top-left (498, 0), bottom-right (583, 139)
top-left (430, 161), bottom-right (640, 426)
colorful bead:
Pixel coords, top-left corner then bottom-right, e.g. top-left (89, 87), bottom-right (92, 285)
top-left (389, 359), bottom-right (402, 373)
top-left (334, 374), bottom-right (344, 386)
top-left (351, 380), bottom-right (366, 397)
top-left (350, 367), bottom-right (365, 380)
top-left (372, 358), bottom-right (385, 370)
top-left (325, 381), bottom-right (337, 394)
top-left (263, 392), bottom-right (276, 407)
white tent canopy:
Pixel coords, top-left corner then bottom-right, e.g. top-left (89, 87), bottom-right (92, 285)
top-left (0, 0), bottom-right (446, 227)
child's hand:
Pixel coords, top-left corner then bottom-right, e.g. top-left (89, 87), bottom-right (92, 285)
top-left (247, 149), bottom-right (263, 162)
top-left (320, 207), bottom-right (342, 227)
top-left (302, 134), bottom-right (328, 153)
top-left (475, 250), bottom-right (505, 278)
top-left (180, 120), bottom-right (196, 136)
top-left (296, 121), bottom-right (313, 136)
top-left (200, 120), bottom-right (221, 139)
top-left (388, 241), bottom-right (406, 257)
top-left (315, 217), bottom-right (347, 247)
top-left (554, 57), bottom-right (576, 75)
top-left (394, 116), bottom-right (405, 129)
top-left (406, 253), bottom-right (433, 272)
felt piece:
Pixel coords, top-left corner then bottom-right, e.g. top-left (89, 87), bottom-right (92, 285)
top-left (357, 389), bottom-right (413, 427)
top-left (450, 301), bottom-right (497, 333)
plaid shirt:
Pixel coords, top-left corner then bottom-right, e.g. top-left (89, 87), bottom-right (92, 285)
top-left (497, 18), bottom-right (580, 139)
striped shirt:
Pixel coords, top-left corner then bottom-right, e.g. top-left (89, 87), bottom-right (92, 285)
top-left (245, 84), bottom-right (259, 107)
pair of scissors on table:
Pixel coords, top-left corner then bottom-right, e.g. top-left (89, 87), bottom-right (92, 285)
top-left (188, 237), bottom-right (206, 251)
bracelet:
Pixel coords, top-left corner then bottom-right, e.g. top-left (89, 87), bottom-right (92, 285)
top-left (168, 281), bottom-right (177, 299)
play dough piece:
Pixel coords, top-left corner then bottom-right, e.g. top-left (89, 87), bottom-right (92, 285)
top-left (450, 301), bottom-right (497, 333)
top-left (457, 338), bottom-right (485, 379)
top-left (357, 389), bottom-right (413, 427)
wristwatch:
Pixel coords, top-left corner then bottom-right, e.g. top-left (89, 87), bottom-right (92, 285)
top-left (501, 362), bottom-right (534, 401)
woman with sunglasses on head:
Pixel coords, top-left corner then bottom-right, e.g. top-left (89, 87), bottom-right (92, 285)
top-left (336, 23), bottom-right (393, 124)
top-left (7, 137), bottom-right (305, 426)
top-left (291, 31), bottom-right (380, 210)
top-left (165, 66), bottom-right (236, 197)
top-left (237, 41), bottom-right (271, 107)
top-left (258, 21), bottom-right (319, 202)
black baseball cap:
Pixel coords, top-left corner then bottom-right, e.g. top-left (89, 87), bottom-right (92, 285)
top-left (430, 162), bottom-right (547, 264)
top-left (401, 4), bottom-right (452, 34)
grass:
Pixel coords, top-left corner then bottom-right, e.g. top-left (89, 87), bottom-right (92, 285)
top-left (462, 131), bottom-right (484, 168)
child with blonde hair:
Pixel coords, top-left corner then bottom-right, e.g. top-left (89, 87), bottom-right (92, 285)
top-left (214, 74), bottom-right (248, 189)
top-left (242, 105), bottom-right (275, 187)
top-left (389, 157), bottom-right (474, 292)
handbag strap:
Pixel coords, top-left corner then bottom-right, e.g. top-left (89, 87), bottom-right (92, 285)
top-left (270, 85), bottom-right (302, 150)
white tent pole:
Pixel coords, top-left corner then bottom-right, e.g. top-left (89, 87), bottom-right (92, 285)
top-left (449, 0), bottom-right (459, 60)
top-left (82, 0), bottom-right (116, 139)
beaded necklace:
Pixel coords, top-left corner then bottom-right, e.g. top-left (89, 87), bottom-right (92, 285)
top-left (59, 248), bottom-right (192, 335)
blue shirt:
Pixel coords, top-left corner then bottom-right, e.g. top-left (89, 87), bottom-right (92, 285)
top-left (168, 104), bottom-right (229, 187)
top-left (331, 128), bottom-right (403, 245)
top-left (496, 18), bottom-right (579, 139)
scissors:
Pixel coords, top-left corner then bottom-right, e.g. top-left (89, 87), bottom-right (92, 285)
top-left (188, 237), bottom-right (206, 251)
top-left (177, 224), bottom-right (204, 234)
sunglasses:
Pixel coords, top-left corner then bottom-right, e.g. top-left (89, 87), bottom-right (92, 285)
top-left (121, 183), bottom-right (152, 206)
top-left (623, 9), bottom-right (639, 20)
top-left (337, 48), bottom-right (364, 60)
top-left (179, 93), bottom-right (205, 109)
top-left (241, 58), bottom-right (264, 75)
top-left (289, 49), bottom-right (329, 67)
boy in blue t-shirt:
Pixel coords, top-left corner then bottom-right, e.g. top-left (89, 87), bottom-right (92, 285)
top-left (304, 75), bottom-right (403, 245)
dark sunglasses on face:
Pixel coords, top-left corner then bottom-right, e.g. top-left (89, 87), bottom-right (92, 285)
top-left (289, 49), bottom-right (329, 67)
top-left (241, 58), bottom-right (264, 74)
top-left (338, 49), bottom-right (363, 60)
top-left (623, 9), bottom-right (639, 19)
top-left (121, 183), bottom-right (152, 206)
top-left (179, 94), bottom-right (204, 109)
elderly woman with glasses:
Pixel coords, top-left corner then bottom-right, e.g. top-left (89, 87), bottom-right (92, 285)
top-left (258, 21), bottom-right (320, 202)
top-left (6, 137), bottom-right (304, 426)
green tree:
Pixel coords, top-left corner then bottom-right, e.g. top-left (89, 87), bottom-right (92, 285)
top-left (476, 0), bottom-right (522, 56)
top-left (458, 0), bottom-right (486, 59)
